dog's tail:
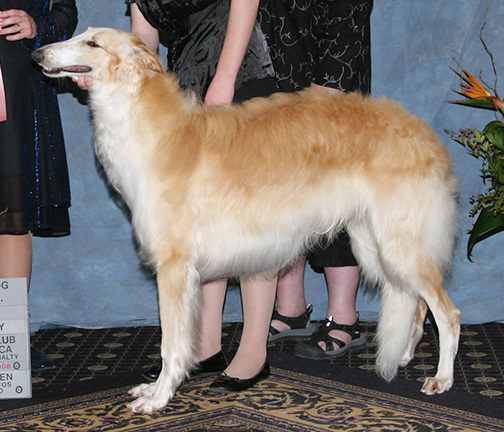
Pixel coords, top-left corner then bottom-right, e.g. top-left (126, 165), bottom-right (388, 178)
top-left (374, 284), bottom-right (418, 382)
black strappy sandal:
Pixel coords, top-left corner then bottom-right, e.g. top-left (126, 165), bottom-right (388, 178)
top-left (268, 304), bottom-right (316, 344)
top-left (294, 315), bottom-right (366, 359)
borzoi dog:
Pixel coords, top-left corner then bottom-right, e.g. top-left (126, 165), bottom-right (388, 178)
top-left (32, 27), bottom-right (460, 414)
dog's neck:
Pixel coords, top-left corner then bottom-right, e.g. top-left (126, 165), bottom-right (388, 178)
top-left (89, 69), bottom-right (195, 117)
top-left (88, 69), bottom-right (196, 207)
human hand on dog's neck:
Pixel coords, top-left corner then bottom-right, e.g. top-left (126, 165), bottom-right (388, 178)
top-left (74, 76), bottom-right (93, 92)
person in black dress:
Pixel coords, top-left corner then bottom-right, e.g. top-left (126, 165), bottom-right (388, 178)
top-left (260, 0), bottom-right (373, 360)
top-left (0, 0), bottom-right (77, 368)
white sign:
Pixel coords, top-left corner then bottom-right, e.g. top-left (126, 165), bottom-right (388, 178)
top-left (0, 278), bottom-right (31, 399)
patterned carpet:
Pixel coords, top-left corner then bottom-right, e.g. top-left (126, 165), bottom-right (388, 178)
top-left (1, 369), bottom-right (503, 431)
top-left (22, 322), bottom-right (504, 398)
top-left (0, 322), bottom-right (503, 431)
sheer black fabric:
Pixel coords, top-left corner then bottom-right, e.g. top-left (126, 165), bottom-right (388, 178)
top-left (0, 0), bottom-right (78, 236)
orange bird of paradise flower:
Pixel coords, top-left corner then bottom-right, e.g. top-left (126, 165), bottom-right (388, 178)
top-left (451, 67), bottom-right (503, 112)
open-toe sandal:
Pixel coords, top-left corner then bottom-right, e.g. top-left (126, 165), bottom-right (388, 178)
top-left (294, 314), bottom-right (366, 359)
top-left (268, 304), bottom-right (316, 344)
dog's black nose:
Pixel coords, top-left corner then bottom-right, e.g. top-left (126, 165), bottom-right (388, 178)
top-left (31, 50), bottom-right (44, 63)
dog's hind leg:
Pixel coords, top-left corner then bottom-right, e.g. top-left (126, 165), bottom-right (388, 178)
top-left (128, 258), bottom-right (199, 413)
top-left (374, 282), bottom-right (419, 383)
top-left (400, 299), bottom-right (428, 367)
top-left (348, 222), bottom-right (421, 382)
top-left (376, 256), bottom-right (460, 395)
top-left (347, 222), bottom-right (416, 381)
top-left (414, 265), bottom-right (460, 395)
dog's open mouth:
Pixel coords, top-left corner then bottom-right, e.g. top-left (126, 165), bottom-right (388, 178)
top-left (43, 65), bottom-right (91, 74)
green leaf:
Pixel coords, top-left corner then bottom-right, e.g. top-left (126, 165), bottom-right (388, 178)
top-left (467, 207), bottom-right (504, 260)
top-left (452, 98), bottom-right (497, 110)
top-left (483, 121), bottom-right (504, 151)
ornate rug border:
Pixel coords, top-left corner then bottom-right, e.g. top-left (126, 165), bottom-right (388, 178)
top-left (0, 368), bottom-right (501, 431)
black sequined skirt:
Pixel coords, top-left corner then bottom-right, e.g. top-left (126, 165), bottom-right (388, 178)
top-left (0, 37), bottom-right (70, 237)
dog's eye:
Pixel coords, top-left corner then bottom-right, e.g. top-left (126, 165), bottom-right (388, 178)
top-left (87, 40), bottom-right (100, 48)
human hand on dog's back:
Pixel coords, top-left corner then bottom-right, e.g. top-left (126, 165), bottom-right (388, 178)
top-left (309, 82), bottom-right (343, 97)
top-left (204, 74), bottom-right (235, 105)
top-left (204, 0), bottom-right (260, 106)
top-left (0, 9), bottom-right (36, 41)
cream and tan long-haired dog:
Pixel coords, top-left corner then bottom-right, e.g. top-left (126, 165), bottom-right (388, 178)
top-left (33, 27), bottom-right (460, 413)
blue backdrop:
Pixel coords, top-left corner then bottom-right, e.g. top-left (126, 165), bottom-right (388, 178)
top-left (28, 0), bottom-right (504, 330)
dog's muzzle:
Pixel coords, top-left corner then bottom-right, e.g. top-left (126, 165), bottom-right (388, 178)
top-left (31, 49), bottom-right (92, 75)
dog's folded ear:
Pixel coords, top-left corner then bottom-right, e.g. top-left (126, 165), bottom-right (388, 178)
top-left (130, 42), bottom-right (164, 74)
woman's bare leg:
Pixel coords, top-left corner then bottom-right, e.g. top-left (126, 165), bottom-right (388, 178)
top-left (0, 233), bottom-right (32, 281)
top-left (224, 273), bottom-right (277, 378)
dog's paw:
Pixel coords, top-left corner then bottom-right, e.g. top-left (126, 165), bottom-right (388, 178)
top-left (129, 382), bottom-right (157, 398)
top-left (127, 396), bottom-right (168, 414)
top-left (399, 353), bottom-right (414, 367)
top-left (421, 377), bottom-right (453, 395)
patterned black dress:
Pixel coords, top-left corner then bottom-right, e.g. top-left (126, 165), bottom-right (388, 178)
top-left (0, 0), bottom-right (77, 237)
top-left (259, 0), bottom-right (372, 93)
top-left (259, 0), bottom-right (373, 268)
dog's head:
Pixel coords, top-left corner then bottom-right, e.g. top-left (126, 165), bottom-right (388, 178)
top-left (32, 27), bottom-right (164, 83)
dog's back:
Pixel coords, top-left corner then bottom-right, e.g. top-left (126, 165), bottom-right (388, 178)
top-left (130, 87), bottom-right (457, 275)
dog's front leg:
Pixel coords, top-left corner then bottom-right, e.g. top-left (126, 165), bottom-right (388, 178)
top-left (128, 260), bottom-right (199, 413)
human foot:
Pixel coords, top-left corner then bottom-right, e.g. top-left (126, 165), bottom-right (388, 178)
top-left (295, 315), bottom-right (366, 359)
top-left (209, 361), bottom-right (270, 393)
top-left (268, 304), bottom-right (316, 343)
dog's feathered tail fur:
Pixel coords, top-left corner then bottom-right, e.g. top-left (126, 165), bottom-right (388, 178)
top-left (33, 27), bottom-right (461, 413)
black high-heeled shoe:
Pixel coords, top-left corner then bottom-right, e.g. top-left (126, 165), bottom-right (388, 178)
top-left (208, 360), bottom-right (270, 394)
top-left (141, 350), bottom-right (228, 382)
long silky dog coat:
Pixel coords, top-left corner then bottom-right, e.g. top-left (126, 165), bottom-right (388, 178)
top-left (33, 27), bottom-right (460, 413)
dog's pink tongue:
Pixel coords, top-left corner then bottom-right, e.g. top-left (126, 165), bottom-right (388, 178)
top-left (64, 66), bottom-right (90, 72)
